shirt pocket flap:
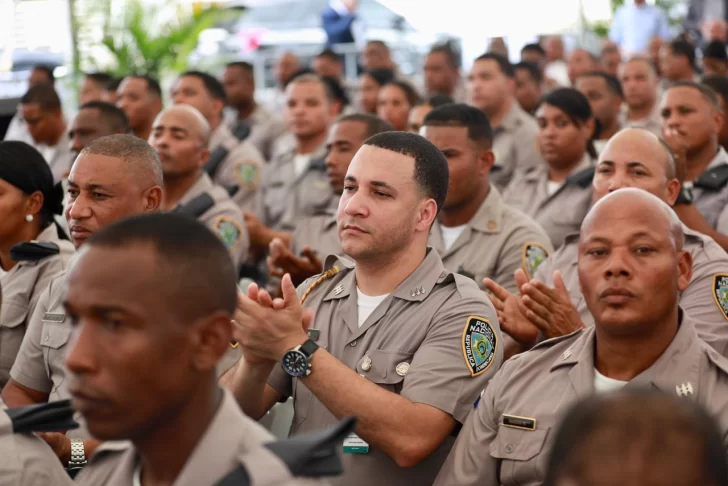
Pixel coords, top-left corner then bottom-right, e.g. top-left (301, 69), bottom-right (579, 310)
top-left (1, 301), bottom-right (29, 329)
top-left (42, 324), bottom-right (72, 349)
top-left (489, 425), bottom-right (549, 461)
top-left (360, 349), bottom-right (414, 385)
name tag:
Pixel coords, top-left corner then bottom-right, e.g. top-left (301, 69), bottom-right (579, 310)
top-left (343, 433), bottom-right (369, 454)
top-left (42, 313), bottom-right (65, 323)
top-left (502, 414), bottom-right (537, 431)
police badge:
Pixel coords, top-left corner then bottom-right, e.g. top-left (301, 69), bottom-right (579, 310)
top-left (461, 316), bottom-right (498, 377)
top-left (713, 274), bottom-right (728, 321)
top-left (522, 242), bottom-right (549, 279)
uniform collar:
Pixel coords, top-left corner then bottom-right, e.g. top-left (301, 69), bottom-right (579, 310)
top-left (280, 140), bottom-right (328, 163)
top-left (177, 173), bottom-right (215, 206)
top-left (495, 101), bottom-right (527, 134)
top-left (523, 153), bottom-right (594, 184)
top-left (706, 146), bottom-right (728, 171)
top-left (209, 123), bottom-right (237, 151)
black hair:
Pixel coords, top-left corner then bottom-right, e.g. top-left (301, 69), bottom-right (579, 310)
top-left (668, 80), bottom-right (721, 109)
top-left (579, 71), bottom-right (624, 98)
top-left (521, 43), bottom-right (546, 57)
top-left (423, 103), bottom-right (494, 147)
top-left (0, 141), bottom-right (63, 228)
top-left (107, 76), bottom-right (122, 93)
top-left (85, 72), bottom-right (116, 90)
top-left (381, 81), bottom-right (421, 107)
top-left (336, 113), bottom-right (394, 137)
top-left (363, 132), bottom-right (449, 215)
top-left (669, 39), bottom-right (697, 69)
top-left (515, 61), bottom-right (543, 84)
top-left (128, 74), bottom-right (162, 99)
top-left (31, 65), bottom-right (54, 83)
top-left (545, 388), bottom-right (728, 486)
top-left (427, 94), bottom-right (455, 108)
top-left (702, 76), bottom-right (728, 105)
top-left (428, 44), bottom-right (461, 69)
top-left (86, 212), bottom-right (237, 320)
top-left (226, 61), bottom-right (254, 76)
top-left (704, 40), bottom-right (728, 61)
top-left (79, 134), bottom-right (163, 187)
top-left (79, 101), bottom-right (130, 134)
top-left (365, 68), bottom-right (396, 87)
top-left (316, 48), bottom-right (341, 63)
top-left (284, 68), bottom-right (315, 89)
top-left (181, 70), bottom-right (227, 103)
top-left (21, 84), bottom-right (61, 112)
top-left (540, 87), bottom-right (599, 159)
top-left (321, 75), bottom-right (350, 108)
top-left (475, 52), bottom-right (515, 78)
top-left (287, 72), bottom-right (335, 101)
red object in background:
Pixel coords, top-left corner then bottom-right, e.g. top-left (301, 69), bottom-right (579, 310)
top-left (237, 28), bottom-right (266, 52)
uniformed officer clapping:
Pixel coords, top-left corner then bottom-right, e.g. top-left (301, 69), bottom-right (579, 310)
top-left (223, 131), bottom-right (503, 486)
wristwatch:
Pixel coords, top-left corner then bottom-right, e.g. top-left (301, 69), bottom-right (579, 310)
top-left (281, 339), bottom-right (319, 377)
top-left (66, 439), bottom-right (87, 477)
top-left (676, 181), bottom-right (694, 205)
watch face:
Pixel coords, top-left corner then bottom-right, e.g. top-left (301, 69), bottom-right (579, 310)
top-left (282, 350), bottom-right (308, 377)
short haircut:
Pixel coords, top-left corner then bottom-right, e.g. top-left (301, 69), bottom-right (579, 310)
top-left (79, 101), bottom-right (130, 134)
top-left (381, 80), bottom-right (421, 107)
top-left (365, 68), bottom-right (395, 87)
top-left (545, 389), bottom-right (728, 486)
top-left (316, 48), bottom-right (341, 63)
top-left (428, 44), bottom-right (461, 69)
top-left (288, 72), bottom-right (334, 101)
top-left (181, 70), bottom-right (227, 103)
top-left (704, 40), bottom-right (728, 61)
top-left (129, 74), bottom-right (162, 99)
top-left (427, 94), bottom-right (455, 108)
top-left (31, 65), bottom-right (54, 83)
top-left (321, 75), bottom-right (349, 106)
top-left (669, 39), bottom-right (697, 68)
top-left (702, 76), bottom-right (728, 105)
top-left (363, 131), bottom-right (449, 215)
top-left (367, 40), bottom-right (390, 52)
top-left (78, 134), bottom-right (163, 187)
top-left (226, 61), bottom-right (254, 76)
top-left (625, 55), bottom-right (658, 73)
top-left (668, 80), bottom-right (721, 109)
top-left (85, 72), bottom-right (115, 89)
top-left (579, 71), bottom-right (624, 98)
top-left (108, 76), bottom-right (122, 93)
top-left (86, 212), bottom-right (237, 321)
top-left (21, 84), bottom-right (61, 112)
top-left (515, 61), bottom-right (543, 83)
top-left (521, 43), bottom-right (546, 57)
top-left (336, 113), bottom-right (394, 138)
top-left (600, 44), bottom-right (620, 57)
top-left (423, 103), bottom-right (494, 147)
top-left (475, 52), bottom-right (515, 78)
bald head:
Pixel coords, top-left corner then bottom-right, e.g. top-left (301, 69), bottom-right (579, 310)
top-left (602, 128), bottom-right (676, 178)
top-left (152, 105), bottom-right (210, 145)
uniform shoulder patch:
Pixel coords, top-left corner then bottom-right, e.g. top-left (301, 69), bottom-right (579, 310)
top-left (462, 316), bottom-right (498, 377)
top-left (234, 160), bottom-right (260, 190)
top-left (522, 242), bottom-right (549, 279)
top-left (214, 216), bottom-right (243, 249)
top-left (712, 274), bottom-right (728, 321)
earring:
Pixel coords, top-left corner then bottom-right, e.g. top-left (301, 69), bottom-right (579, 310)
top-left (25, 214), bottom-right (34, 223)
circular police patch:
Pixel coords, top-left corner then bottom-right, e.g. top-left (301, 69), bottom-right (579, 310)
top-left (235, 161), bottom-right (259, 189)
top-left (522, 242), bottom-right (549, 279)
top-left (713, 274), bottom-right (728, 321)
top-left (214, 217), bottom-right (242, 249)
top-left (462, 316), bottom-right (498, 377)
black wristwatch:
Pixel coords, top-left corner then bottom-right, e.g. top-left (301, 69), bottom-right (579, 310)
top-left (281, 339), bottom-right (319, 377)
top-left (675, 182), bottom-right (694, 205)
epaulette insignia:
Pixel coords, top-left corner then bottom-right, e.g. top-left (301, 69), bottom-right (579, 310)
top-left (301, 266), bottom-right (340, 304)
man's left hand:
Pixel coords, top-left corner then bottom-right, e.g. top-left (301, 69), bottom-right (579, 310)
top-left (37, 432), bottom-right (71, 465)
top-left (519, 270), bottom-right (584, 339)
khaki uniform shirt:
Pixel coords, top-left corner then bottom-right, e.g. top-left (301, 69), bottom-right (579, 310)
top-left (534, 224), bottom-right (728, 356)
top-left (434, 311), bottom-right (728, 486)
top-left (0, 226), bottom-right (74, 389)
top-left (267, 250), bottom-right (503, 486)
top-left (490, 102), bottom-right (541, 192)
top-left (619, 104), bottom-right (662, 136)
top-left (429, 186), bottom-right (553, 294)
top-left (224, 105), bottom-right (287, 162)
top-left (694, 147), bottom-right (728, 234)
top-left (175, 173), bottom-right (249, 268)
top-left (209, 123), bottom-right (266, 215)
top-left (0, 408), bottom-right (73, 486)
top-left (503, 155), bottom-right (595, 249)
top-left (260, 146), bottom-right (335, 232)
top-left (75, 389), bottom-right (325, 486)
top-left (291, 208), bottom-right (342, 261)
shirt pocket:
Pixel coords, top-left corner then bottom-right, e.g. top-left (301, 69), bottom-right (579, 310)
top-left (0, 300), bottom-right (29, 383)
top-left (490, 424), bottom-right (550, 485)
top-left (263, 180), bottom-right (287, 226)
top-left (290, 377), bottom-right (314, 433)
top-left (358, 349), bottom-right (414, 394)
top-left (40, 322), bottom-right (72, 394)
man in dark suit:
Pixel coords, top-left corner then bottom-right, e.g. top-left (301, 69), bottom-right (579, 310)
top-left (321, 0), bottom-right (361, 48)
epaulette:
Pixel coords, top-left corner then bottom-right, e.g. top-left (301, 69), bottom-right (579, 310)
top-left (232, 121), bottom-right (251, 142)
top-left (694, 164), bottom-right (728, 191)
top-left (204, 145), bottom-right (231, 178)
top-left (4, 399), bottom-right (78, 434)
top-left (10, 241), bottom-right (60, 262)
top-left (309, 156), bottom-right (327, 172)
top-left (530, 328), bottom-right (584, 353)
top-left (301, 266), bottom-right (340, 304)
top-left (173, 193), bottom-right (215, 218)
top-left (566, 166), bottom-right (596, 189)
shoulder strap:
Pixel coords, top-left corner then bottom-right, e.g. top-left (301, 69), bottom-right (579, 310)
top-left (4, 399), bottom-right (79, 434)
top-left (694, 164), bottom-right (728, 191)
top-left (308, 156), bottom-right (327, 172)
top-left (10, 241), bottom-right (60, 262)
top-left (173, 193), bottom-right (216, 218)
top-left (204, 145), bottom-right (231, 178)
top-left (300, 266), bottom-right (340, 304)
top-left (232, 121), bottom-right (251, 142)
top-left (566, 166), bottom-right (595, 189)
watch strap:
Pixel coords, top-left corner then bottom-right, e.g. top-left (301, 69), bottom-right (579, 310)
top-left (299, 339), bottom-right (319, 358)
top-left (68, 439), bottom-right (86, 467)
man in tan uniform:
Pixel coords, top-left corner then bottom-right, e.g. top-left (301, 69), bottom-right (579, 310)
top-left (488, 128), bottom-right (728, 357)
top-left (150, 105), bottom-right (248, 269)
top-left (1, 134), bottom-right (163, 468)
top-left (618, 57), bottom-right (661, 136)
top-left (222, 132), bottom-right (503, 486)
top-left (434, 188), bottom-right (728, 486)
top-left (421, 104), bottom-right (553, 294)
top-left (172, 71), bottom-right (265, 214)
top-left (468, 53), bottom-right (540, 191)
top-left (67, 214), bottom-right (324, 486)
top-left (115, 75), bottom-right (162, 142)
top-left (268, 113), bottom-right (393, 286)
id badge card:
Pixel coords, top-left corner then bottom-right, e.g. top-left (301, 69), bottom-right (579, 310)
top-left (343, 432), bottom-right (369, 454)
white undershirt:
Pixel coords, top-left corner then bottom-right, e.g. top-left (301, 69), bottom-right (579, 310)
top-left (356, 287), bottom-right (389, 327)
top-left (594, 368), bottom-right (628, 393)
top-left (293, 154), bottom-right (310, 177)
top-left (440, 224), bottom-right (467, 251)
top-left (546, 180), bottom-right (562, 196)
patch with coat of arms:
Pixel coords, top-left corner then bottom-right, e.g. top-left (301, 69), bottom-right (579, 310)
top-left (462, 316), bottom-right (498, 377)
top-left (713, 274), bottom-right (728, 321)
top-left (522, 242), bottom-right (549, 279)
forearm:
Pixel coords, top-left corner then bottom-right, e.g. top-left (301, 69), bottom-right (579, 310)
top-left (301, 349), bottom-right (454, 467)
top-left (219, 359), bottom-right (276, 419)
top-left (674, 204), bottom-right (728, 251)
top-left (1, 379), bottom-right (48, 407)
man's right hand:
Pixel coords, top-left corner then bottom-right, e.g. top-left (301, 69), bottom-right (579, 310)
top-left (267, 239), bottom-right (323, 286)
top-left (483, 273), bottom-right (540, 348)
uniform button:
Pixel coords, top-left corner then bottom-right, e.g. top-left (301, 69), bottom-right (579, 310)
top-left (350, 340), bottom-right (357, 347)
top-left (44, 335), bottom-right (49, 342)
top-left (505, 445), bottom-right (514, 454)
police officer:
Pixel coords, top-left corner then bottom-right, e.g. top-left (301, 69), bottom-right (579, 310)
top-left (172, 71), bottom-right (265, 214)
top-left (503, 88), bottom-right (596, 249)
top-left (575, 72), bottom-right (623, 154)
top-left (1, 134), bottom-right (163, 467)
top-left (618, 57), bottom-right (661, 136)
top-left (69, 102), bottom-right (130, 158)
top-left (489, 128), bottom-right (728, 357)
top-left (64, 214), bottom-right (325, 486)
top-left (434, 188), bottom-right (728, 485)
top-left (222, 62), bottom-right (286, 162)
top-left (149, 105), bottom-right (248, 269)
top-left (421, 104), bottom-right (553, 294)
top-left (115, 75), bottom-right (163, 143)
top-left (268, 113), bottom-right (393, 286)
top-left (467, 53), bottom-right (540, 191)
top-left (661, 81), bottom-right (728, 251)
top-left (223, 132), bottom-right (503, 486)
top-left (0, 142), bottom-right (74, 389)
